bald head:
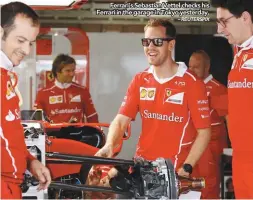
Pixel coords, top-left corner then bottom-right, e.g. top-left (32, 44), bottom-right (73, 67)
top-left (188, 50), bottom-right (210, 79)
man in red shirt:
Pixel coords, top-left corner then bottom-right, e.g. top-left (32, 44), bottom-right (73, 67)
top-left (189, 50), bottom-right (228, 199)
top-left (1, 2), bottom-right (51, 199)
top-left (211, 0), bottom-right (253, 198)
top-left (90, 19), bottom-right (211, 182)
top-left (34, 54), bottom-right (98, 123)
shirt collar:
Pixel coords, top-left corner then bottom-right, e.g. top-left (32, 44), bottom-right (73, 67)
top-left (148, 62), bottom-right (187, 76)
top-left (238, 35), bottom-right (253, 49)
top-left (147, 62), bottom-right (187, 84)
top-left (55, 79), bottom-right (72, 89)
top-left (0, 50), bottom-right (14, 71)
top-left (203, 74), bottom-right (213, 84)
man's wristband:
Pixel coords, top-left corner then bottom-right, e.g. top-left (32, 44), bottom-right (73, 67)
top-left (182, 163), bottom-right (193, 174)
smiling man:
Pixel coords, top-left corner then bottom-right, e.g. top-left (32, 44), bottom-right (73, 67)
top-left (88, 19), bottom-right (211, 189)
top-left (34, 54), bottom-right (98, 123)
top-left (211, 0), bottom-right (253, 198)
top-left (1, 2), bottom-right (51, 199)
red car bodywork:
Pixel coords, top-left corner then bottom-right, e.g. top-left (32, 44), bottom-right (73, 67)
top-left (43, 122), bottom-right (130, 180)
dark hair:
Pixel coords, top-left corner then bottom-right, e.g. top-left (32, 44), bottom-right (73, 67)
top-left (211, 0), bottom-right (253, 20)
top-left (144, 18), bottom-right (176, 38)
top-left (52, 54), bottom-right (76, 77)
top-left (1, 1), bottom-right (39, 40)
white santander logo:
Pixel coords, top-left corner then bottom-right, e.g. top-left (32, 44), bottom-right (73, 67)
top-left (143, 110), bottom-right (183, 122)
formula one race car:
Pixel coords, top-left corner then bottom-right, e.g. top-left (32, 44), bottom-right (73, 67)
top-left (22, 152), bottom-right (205, 199)
top-left (21, 110), bottom-right (204, 199)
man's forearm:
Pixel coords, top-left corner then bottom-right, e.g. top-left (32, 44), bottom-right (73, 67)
top-left (27, 150), bottom-right (37, 170)
top-left (106, 119), bottom-right (126, 149)
top-left (184, 128), bottom-right (211, 167)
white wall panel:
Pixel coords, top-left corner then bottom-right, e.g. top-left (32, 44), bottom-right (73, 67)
top-left (88, 32), bottom-right (149, 159)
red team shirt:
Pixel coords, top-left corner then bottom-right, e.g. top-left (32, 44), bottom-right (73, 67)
top-left (196, 75), bottom-right (228, 199)
top-left (119, 63), bottom-right (211, 167)
top-left (34, 80), bottom-right (98, 123)
top-left (228, 36), bottom-right (253, 152)
top-left (204, 74), bottom-right (227, 142)
top-left (1, 65), bottom-right (35, 183)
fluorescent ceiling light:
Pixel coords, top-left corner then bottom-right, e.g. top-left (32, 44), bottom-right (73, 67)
top-left (0, 0), bottom-right (76, 6)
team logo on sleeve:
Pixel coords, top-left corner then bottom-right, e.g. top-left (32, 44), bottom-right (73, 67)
top-left (6, 81), bottom-right (16, 100)
top-left (140, 87), bottom-right (156, 100)
top-left (47, 72), bottom-right (54, 82)
top-left (49, 95), bottom-right (63, 104)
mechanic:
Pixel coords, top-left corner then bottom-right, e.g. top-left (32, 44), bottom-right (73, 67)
top-left (0, 2), bottom-right (51, 199)
top-left (189, 50), bottom-right (228, 199)
top-left (211, 0), bottom-right (253, 198)
top-left (89, 19), bottom-right (211, 183)
top-left (34, 54), bottom-right (99, 123)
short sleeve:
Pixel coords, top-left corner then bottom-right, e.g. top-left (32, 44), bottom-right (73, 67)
top-left (210, 84), bottom-right (228, 116)
top-left (34, 90), bottom-right (44, 110)
top-left (187, 79), bottom-right (211, 129)
top-left (82, 88), bottom-right (98, 123)
top-left (118, 75), bottom-right (140, 120)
